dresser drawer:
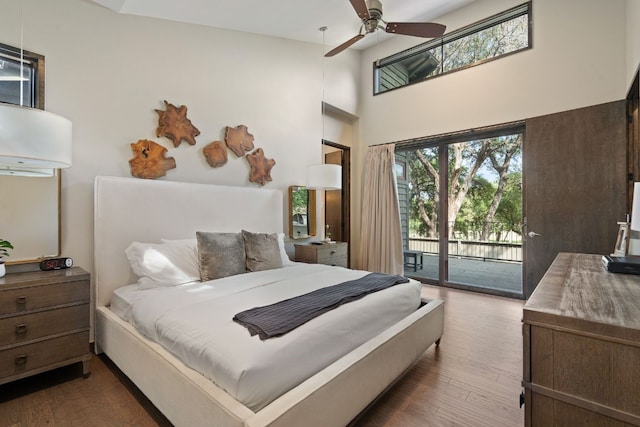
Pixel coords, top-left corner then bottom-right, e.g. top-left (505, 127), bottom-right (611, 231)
top-left (0, 331), bottom-right (90, 379)
top-left (0, 304), bottom-right (89, 347)
top-left (0, 280), bottom-right (89, 316)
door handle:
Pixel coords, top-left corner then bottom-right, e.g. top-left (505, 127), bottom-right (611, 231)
top-left (527, 231), bottom-right (541, 238)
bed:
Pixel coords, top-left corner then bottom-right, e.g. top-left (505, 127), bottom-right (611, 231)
top-left (93, 175), bottom-right (444, 427)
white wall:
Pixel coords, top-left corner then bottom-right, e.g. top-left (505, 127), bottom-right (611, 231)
top-left (4, 0), bottom-right (635, 273)
top-left (1, 0), bottom-right (360, 274)
top-left (349, 0), bottom-right (628, 262)
top-left (359, 0), bottom-right (627, 146)
top-left (627, 0), bottom-right (640, 84)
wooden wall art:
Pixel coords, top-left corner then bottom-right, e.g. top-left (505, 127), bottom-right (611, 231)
top-left (129, 139), bottom-right (176, 179)
top-left (203, 141), bottom-right (228, 167)
top-left (155, 100), bottom-right (200, 147)
top-left (246, 148), bottom-right (275, 186)
top-left (225, 125), bottom-right (255, 157)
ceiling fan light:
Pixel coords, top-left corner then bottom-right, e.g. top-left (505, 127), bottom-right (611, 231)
top-left (365, 20), bottom-right (378, 33)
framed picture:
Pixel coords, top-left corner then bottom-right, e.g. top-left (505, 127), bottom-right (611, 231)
top-left (612, 222), bottom-right (629, 256)
top-left (395, 161), bottom-right (406, 181)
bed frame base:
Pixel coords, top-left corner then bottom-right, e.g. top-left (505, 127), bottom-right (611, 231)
top-left (97, 298), bottom-right (443, 427)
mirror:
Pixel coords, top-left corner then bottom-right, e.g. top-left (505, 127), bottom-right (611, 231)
top-left (289, 185), bottom-right (316, 239)
top-left (0, 172), bottom-right (60, 264)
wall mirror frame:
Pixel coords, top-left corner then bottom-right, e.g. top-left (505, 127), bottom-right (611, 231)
top-left (289, 185), bottom-right (317, 240)
top-left (0, 171), bottom-right (61, 264)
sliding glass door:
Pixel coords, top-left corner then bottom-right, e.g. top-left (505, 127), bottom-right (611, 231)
top-left (396, 127), bottom-right (523, 297)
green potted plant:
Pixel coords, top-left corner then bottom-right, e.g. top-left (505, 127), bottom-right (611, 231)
top-left (0, 239), bottom-right (14, 278)
top-left (325, 224), bottom-right (332, 243)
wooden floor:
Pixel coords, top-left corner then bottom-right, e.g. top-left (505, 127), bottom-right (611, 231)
top-left (356, 285), bottom-right (525, 426)
top-left (0, 285), bottom-right (525, 427)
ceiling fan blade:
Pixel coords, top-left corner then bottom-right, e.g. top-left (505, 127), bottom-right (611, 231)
top-left (325, 34), bottom-right (365, 57)
top-left (349, 0), bottom-right (370, 20)
top-left (385, 22), bottom-right (446, 38)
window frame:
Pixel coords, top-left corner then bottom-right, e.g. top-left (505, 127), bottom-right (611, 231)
top-left (373, 2), bottom-right (532, 95)
top-left (0, 42), bottom-right (45, 110)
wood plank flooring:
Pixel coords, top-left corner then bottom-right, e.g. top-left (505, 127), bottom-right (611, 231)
top-left (356, 285), bottom-right (525, 426)
top-left (0, 353), bottom-right (170, 427)
top-left (0, 285), bottom-right (524, 427)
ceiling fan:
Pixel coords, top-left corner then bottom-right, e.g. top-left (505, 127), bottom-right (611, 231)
top-left (325, 0), bottom-right (446, 57)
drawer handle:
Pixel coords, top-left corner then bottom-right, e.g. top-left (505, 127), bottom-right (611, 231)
top-left (15, 323), bottom-right (28, 335)
top-left (15, 354), bottom-right (28, 366)
top-left (16, 296), bottom-right (27, 306)
top-left (330, 250), bottom-right (336, 255)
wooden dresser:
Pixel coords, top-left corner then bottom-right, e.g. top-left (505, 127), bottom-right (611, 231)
top-left (522, 253), bottom-right (640, 426)
top-left (294, 242), bottom-right (348, 268)
top-left (0, 267), bottom-right (91, 385)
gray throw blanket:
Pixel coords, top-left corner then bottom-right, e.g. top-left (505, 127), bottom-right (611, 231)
top-left (233, 272), bottom-right (409, 340)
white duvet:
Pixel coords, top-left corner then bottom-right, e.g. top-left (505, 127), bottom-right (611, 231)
top-left (122, 263), bottom-right (421, 411)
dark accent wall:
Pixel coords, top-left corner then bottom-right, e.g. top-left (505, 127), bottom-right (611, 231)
top-left (524, 100), bottom-right (627, 297)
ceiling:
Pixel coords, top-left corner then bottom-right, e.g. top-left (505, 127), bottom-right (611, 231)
top-left (91, 0), bottom-right (474, 53)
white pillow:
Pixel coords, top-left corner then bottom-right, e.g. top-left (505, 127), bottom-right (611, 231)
top-left (125, 240), bottom-right (200, 289)
top-left (277, 233), bottom-right (295, 266)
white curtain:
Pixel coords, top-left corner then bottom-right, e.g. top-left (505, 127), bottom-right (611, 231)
top-left (358, 144), bottom-right (404, 274)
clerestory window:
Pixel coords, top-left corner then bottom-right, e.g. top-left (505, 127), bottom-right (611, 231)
top-left (374, 2), bottom-right (531, 95)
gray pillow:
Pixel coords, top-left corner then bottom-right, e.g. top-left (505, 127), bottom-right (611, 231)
top-left (196, 231), bottom-right (246, 280)
top-left (242, 230), bottom-right (283, 272)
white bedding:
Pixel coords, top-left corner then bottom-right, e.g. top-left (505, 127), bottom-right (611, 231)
top-left (113, 263), bottom-right (421, 411)
top-left (110, 284), bottom-right (138, 322)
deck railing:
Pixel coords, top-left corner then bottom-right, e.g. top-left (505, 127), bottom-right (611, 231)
top-left (408, 237), bottom-right (522, 263)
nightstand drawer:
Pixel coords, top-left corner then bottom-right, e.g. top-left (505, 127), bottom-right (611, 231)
top-left (295, 242), bottom-right (349, 268)
top-left (0, 331), bottom-right (90, 379)
top-left (0, 304), bottom-right (89, 347)
top-left (0, 280), bottom-right (89, 316)
top-left (0, 268), bottom-right (91, 385)
top-left (319, 256), bottom-right (348, 267)
top-left (316, 244), bottom-right (348, 263)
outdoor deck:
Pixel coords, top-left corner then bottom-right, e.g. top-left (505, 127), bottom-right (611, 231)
top-left (404, 253), bottom-right (523, 296)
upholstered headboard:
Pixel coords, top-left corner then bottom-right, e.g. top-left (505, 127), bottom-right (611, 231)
top-left (94, 176), bottom-right (284, 308)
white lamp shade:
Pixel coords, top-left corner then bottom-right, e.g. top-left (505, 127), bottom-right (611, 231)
top-left (631, 182), bottom-right (640, 231)
top-left (307, 164), bottom-right (341, 190)
top-left (0, 103), bottom-right (72, 169)
top-left (0, 166), bottom-right (54, 177)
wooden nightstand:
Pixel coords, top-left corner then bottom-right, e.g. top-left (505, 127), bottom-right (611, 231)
top-left (0, 267), bottom-right (91, 385)
top-left (294, 242), bottom-right (348, 268)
